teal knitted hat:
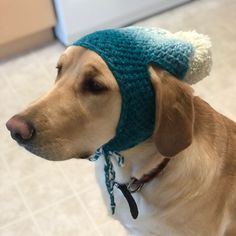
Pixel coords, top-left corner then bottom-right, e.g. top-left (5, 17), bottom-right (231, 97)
top-left (73, 26), bottom-right (212, 215)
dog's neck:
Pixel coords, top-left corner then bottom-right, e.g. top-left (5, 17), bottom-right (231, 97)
top-left (110, 132), bottom-right (220, 206)
top-left (95, 98), bottom-right (226, 235)
top-left (94, 129), bottom-right (222, 236)
top-left (114, 137), bottom-right (163, 184)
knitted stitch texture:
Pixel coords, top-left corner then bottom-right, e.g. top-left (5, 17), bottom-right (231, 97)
top-left (73, 26), bottom-right (211, 215)
top-left (73, 27), bottom-right (193, 154)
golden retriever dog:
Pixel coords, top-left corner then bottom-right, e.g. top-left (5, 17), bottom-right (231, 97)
top-left (6, 46), bottom-right (236, 236)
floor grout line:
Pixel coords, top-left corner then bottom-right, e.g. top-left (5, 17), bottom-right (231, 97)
top-left (1, 152), bottom-right (79, 235)
top-left (2, 155), bottom-right (96, 196)
top-left (1, 150), bottom-right (55, 186)
top-left (1, 154), bottom-right (82, 216)
top-left (12, 164), bottom-right (54, 185)
top-left (0, 155), bottom-right (45, 236)
top-left (0, 188), bottom-right (78, 232)
top-left (30, 194), bottom-right (75, 216)
top-left (0, 215), bottom-right (30, 232)
top-left (2, 75), bottom-right (27, 108)
top-left (14, 185), bottom-right (45, 236)
top-left (0, 150), bottom-right (106, 234)
top-left (56, 163), bottom-right (104, 236)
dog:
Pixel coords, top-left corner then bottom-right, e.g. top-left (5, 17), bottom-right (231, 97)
top-left (6, 45), bottom-right (236, 236)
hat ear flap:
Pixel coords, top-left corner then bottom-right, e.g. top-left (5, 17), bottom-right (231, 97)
top-left (149, 66), bottom-right (195, 157)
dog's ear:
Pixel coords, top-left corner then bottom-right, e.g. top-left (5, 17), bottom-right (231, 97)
top-left (149, 66), bottom-right (195, 157)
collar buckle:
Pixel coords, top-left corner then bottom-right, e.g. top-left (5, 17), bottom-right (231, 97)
top-left (127, 177), bottom-right (144, 193)
top-left (127, 157), bottom-right (170, 193)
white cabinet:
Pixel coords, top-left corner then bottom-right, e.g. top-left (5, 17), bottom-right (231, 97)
top-left (54, 0), bottom-right (191, 45)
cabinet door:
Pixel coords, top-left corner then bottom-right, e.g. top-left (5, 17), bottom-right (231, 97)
top-left (0, 0), bottom-right (55, 44)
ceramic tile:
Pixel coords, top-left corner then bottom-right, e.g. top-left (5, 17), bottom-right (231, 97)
top-left (0, 217), bottom-right (40, 236)
top-left (56, 158), bottom-right (97, 193)
top-left (0, 49), bottom-right (36, 69)
top-left (0, 122), bottom-right (19, 153)
top-left (79, 186), bottom-right (111, 226)
top-left (18, 165), bottom-right (73, 212)
top-left (34, 196), bottom-right (95, 236)
top-left (3, 145), bottom-right (52, 181)
top-left (0, 184), bottom-right (28, 228)
top-left (85, 230), bottom-right (102, 236)
top-left (2, 57), bottom-right (54, 107)
top-left (0, 154), bottom-right (13, 187)
top-left (0, 76), bottom-right (23, 122)
top-left (33, 42), bottom-right (65, 79)
top-left (99, 219), bottom-right (128, 236)
top-left (0, 79), bottom-right (25, 152)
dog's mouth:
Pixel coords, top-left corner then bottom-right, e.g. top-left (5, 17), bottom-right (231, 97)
top-left (22, 143), bottom-right (59, 161)
top-left (6, 115), bottom-right (95, 161)
top-left (78, 153), bottom-right (92, 159)
top-left (20, 139), bottom-right (92, 161)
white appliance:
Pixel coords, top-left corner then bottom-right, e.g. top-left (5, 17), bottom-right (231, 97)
top-left (54, 0), bottom-right (191, 45)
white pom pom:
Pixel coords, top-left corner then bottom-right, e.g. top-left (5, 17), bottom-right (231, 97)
top-left (174, 31), bottom-right (212, 84)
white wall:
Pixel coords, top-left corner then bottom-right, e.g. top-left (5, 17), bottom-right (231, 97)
top-left (54, 0), bottom-right (191, 45)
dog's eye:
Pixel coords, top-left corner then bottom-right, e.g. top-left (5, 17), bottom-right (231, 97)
top-left (56, 64), bottom-right (62, 75)
top-left (82, 77), bottom-right (108, 94)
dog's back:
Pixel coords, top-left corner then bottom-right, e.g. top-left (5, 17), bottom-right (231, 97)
top-left (193, 96), bottom-right (236, 235)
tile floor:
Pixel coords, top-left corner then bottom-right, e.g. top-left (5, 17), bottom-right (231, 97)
top-left (0, 0), bottom-right (235, 235)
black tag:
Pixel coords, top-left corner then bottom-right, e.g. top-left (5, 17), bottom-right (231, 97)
top-left (115, 183), bottom-right (139, 219)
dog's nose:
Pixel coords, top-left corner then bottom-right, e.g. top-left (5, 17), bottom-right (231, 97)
top-left (6, 115), bottom-right (35, 144)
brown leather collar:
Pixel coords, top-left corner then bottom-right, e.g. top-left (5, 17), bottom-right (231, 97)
top-left (127, 157), bottom-right (170, 193)
top-left (114, 157), bottom-right (170, 219)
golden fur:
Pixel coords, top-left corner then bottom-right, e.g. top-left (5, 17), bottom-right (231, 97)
top-left (8, 46), bottom-right (236, 235)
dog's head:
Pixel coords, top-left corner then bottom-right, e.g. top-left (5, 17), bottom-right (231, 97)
top-left (6, 45), bottom-right (196, 160)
